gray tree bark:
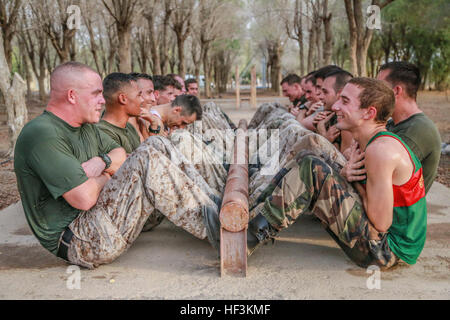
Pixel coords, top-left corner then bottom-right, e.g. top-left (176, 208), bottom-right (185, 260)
top-left (0, 32), bottom-right (27, 157)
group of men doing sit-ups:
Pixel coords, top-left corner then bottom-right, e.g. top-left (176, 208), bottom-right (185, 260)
top-left (14, 60), bottom-right (441, 271)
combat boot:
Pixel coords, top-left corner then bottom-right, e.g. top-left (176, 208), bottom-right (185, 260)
top-left (247, 213), bottom-right (278, 256)
top-left (203, 198), bottom-right (278, 257)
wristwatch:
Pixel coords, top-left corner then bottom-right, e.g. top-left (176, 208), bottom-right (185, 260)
top-left (148, 125), bottom-right (161, 134)
top-left (99, 153), bottom-right (112, 169)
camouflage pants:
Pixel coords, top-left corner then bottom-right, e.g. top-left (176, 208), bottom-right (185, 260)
top-left (187, 102), bottom-right (236, 165)
top-left (66, 139), bottom-right (217, 269)
top-left (139, 132), bottom-right (228, 232)
top-left (142, 104), bottom-right (235, 232)
top-left (250, 154), bottom-right (399, 269)
top-left (249, 119), bottom-right (310, 168)
top-left (248, 102), bottom-right (289, 129)
top-left (249, 125), bottom-right (347, 215)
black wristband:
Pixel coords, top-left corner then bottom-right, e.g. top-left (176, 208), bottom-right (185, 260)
top-left (99, 154), bottom-right (112, 169)
top-left (148, 125), bottom-right (161, 134)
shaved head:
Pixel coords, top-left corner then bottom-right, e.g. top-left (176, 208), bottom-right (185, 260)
top-left (50, 62), bottom-right (99, 94)
top-left (47, 62), bottom-right (105, 126)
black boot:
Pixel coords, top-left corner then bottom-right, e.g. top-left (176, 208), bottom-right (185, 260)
top-left (247, 213), bottom-right (278, 256)
top-left (202, 194), bottom-right (222, 254)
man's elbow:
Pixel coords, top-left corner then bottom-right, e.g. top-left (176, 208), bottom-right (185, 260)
top-left (78, 197), bottom-right (97, 211)
top-left (64, 190), bottom-right (98, 211)
top-left (372, 221), bottom-right (391, 233)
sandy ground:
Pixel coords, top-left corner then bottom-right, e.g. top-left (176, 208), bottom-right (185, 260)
top-left (0, 182), bottom-right (448, 300)
top-left (0, 96), bottom-right (449, 300)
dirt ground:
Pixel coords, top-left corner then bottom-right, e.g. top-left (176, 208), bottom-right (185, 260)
top-left (0, 90), bottom-right (449, 211)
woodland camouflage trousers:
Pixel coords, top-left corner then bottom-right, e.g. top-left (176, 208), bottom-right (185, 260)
top-left (250, 154), bottom-right (399, 269)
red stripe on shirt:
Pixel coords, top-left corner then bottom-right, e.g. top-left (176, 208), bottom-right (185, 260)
top-left (393, 167), bottom-right (425, 207)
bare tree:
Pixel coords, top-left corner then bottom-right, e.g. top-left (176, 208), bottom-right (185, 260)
top-left (160, 0), bottom-right (174, 74)
top-left (143, 0), bottom-right (162, 75)
top-left (82, 1), bottom-right (105, 74)
top-left (0, 0), bottom-right (23, 70)
top-left (251, 0), bottom-right (288, 94)
top-left (170, 0), bottom-right (194, 78)
top-left (84, 6), bottom-right (118, 76)
top-left (305, 1), bottom-right (315, 72)
top-left (321, 0), bottom-right (333, 65)
top-left (102, 0), bottom-right (139, 73)
top-left (168, 36), bottom-right (177, 74)
top-left (30, 0), bottom-right (79, 64)
top-left (284, 0), bottom-right (305, 75)
top-left (133, 14), bottom-right (150, 73)
top-left (344, 0), bottom-right (395, 76)
top-left (213, 39), bottom-right (240, 94)
top-left (20, 5), bottom-right (48, 101)
top-left (190, 35), bottom-right (201, 81)
top-left (196, 0), bottom-right (234, 98)
top-left (314, 1), bottom-right (323, 68)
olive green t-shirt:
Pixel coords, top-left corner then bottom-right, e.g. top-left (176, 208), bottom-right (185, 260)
top-left (14, 111), bottom-right (120, 255)
top-left (386, 112), bottom-right (441, 194)
top-left (96, 120), bottom-right (141, 154)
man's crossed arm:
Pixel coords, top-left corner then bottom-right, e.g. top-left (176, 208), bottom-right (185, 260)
top-left (63, 147), bottom-right (127, 211)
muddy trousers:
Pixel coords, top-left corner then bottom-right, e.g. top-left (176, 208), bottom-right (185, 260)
top-left (250, 155), bottom-right (399, 269)
top-left (64, 140), bottom-right (216, 269)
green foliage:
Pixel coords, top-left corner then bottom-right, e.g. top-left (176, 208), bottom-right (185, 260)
top-left (373, 0), bottom-right (450, 89)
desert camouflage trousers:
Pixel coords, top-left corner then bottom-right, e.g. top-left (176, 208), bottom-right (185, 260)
top-left (187, 102), bottom-right (236, 164)
top-left (141, 103), bottom-right (235, 232)
top-left (66, 138), bottom-right (218, 269)
top-left (250, 154), bottom-right (399, 269)
top-left (248, 102), bottom-right (290, 129)
top-left (140, 131), bottom-right (229, 231)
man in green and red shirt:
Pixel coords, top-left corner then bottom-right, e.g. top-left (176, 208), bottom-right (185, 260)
top-left (224, 77), bottom-right (427, 269)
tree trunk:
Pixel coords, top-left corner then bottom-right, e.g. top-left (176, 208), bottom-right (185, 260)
top-left (297, 0), bottom-right (304, 75)
top-left (38, 73), bottom-right (46, 102)
top-left (85, 17), bottom-right (102, 74)
top-left (3, 33), bottom-right (12, 70)
top-left (269, 42), bottom-right (282, 95)
top-left (147, 12), bottom-right (161, 75)
top-left (191, 39), bottom-right (202, 82)
top-left (345, 0), bottom-right (395, 76)
top-left (0, 32), bottom-right (27, 156)
top-left (177, 37), bottom-right (186, 78)
top-left (322, 0), bottom-right (332, 65)
top-left (117, 25), bottom-right (132, 73)
top-left (24, 57), bottom-right (31, 98)
top-left (307, 25), bottom-right (315, 73)
top-left (203, 46), bottom-right (211, 98)
top-left (344, 0), bottom-right (358, 75)
top-left (194, 55), bottom-right (200, 84)
top-left (160, 2), bottom-right (173, 75)
top-left (315, 18), bottom-right (322, 68)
